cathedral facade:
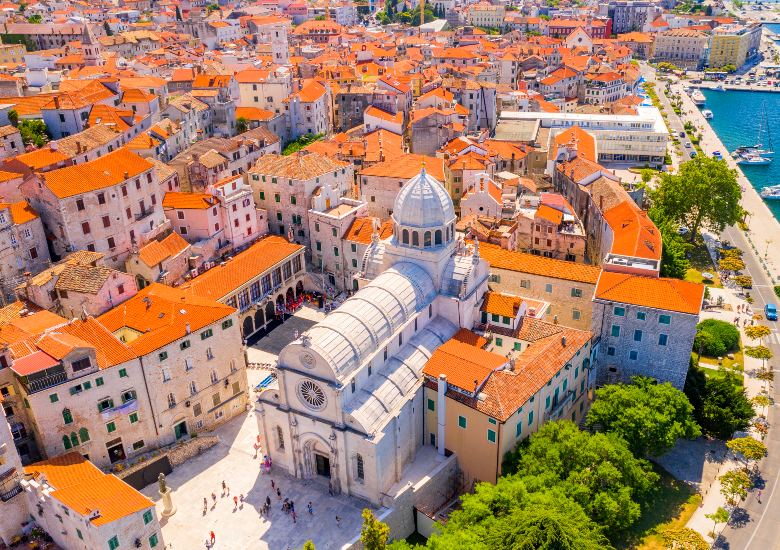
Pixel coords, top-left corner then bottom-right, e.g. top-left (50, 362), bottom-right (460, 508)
top-left (257, 167), bottom-right (489, 505)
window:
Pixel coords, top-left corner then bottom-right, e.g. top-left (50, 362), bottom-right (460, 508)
top-left (274, 193), bottom-right (280, 203)
top-left (62, 408), bottom-right (73, 424)
top-left (613, 306), bottom-right (625, 316)
top-left (487, 429), bottom-right (496, 443)
top-left (149, 533), bottom-right (159, 548)
top-left (520, 279), bottom-right (530, 289)
top-left (607, 346), bottom-right (616, 356)
top-left (659, 333), bottom-right (668, 346)
top-left (315, 241), bottom-right (321, 251)
top-left (629, 350), bottom-right (638, 361)
top-left (659, 314), bottom-right (671, 325)
top-left (502, 316), bottom-right (511, 325)
top-left (545, 283), bottom-right (552, 293)
top-left (356, 454), bottom-right (364, 481)
top-left (121, 390), bottom-right (136, 403)
top-left (633, 330), bottom-right (643, 342)
top-left (102, 215), bottom-right (110, 228)
top-left (96, 377), bottom-right (103, 386)
top-left (49, 393), bottom-right (58, 403)
top-left (72, 357), bottom-right (91, 372)
top-left (143, 510), bottom-right (153, 525)
top-left (69, 385), bottom-right (82, 396)
top-left (528, 411), bottom-right (534, 425)
top-left (491, 313), bottom-right (499, 322)
top-left (637, 311), bottom-right (646, 321)
top-left (427, 398), bottom-right (435, 411)
top-left (159, 351), bottom-right (168, 361)
top-left (76, 198), bottom-right (85, 211)
top-left (201, 329), bottom-right (213, 340)
top-left (108, 536), bottom-right (119, 550)
top-left (212, 393), bottom-right (221, 407)
top-left (276, 426), bottom-right (285, 450)
top-left (495, 337), bottom-right (503, 347)
top-left (458, 415), bottom-right (467, 429)
top-left (129, 412), bottom-right (139, 424)
top-left (222, 319), bottom-right (233, 330)
top-left (107, 237), bottom-right (115, 250)
top-left (572, 309), bottom-right (581, 320)
top-left (259, 191), bottom-right (265, 200)
top-left (76, 529), bottom-right (82, 540)
top-left (119, 368), bottom-right (128, 378)
top-left (133, 440), bottom-right (145, 451)
top-left (180, 340), bottom-right (191, 350)
top-left (545, 395), bottom-right (551, 409)
top-left (610, 324), bottom-right (621, 337)
top-left (162, 367), bottom-right (171, 382)
top-left (571, 288), bottom-right (583, 298)
top-left (97, 398), bottom-right (114, 412)
top-left (106, 421), bottom-right (116, 433)
top-left (167, 393), bottom-right (176, 408)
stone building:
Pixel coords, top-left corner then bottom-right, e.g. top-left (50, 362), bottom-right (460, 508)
top-left (0, 200), bottom-right (50, 301)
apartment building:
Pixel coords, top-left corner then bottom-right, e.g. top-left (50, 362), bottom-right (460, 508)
top-left (249, 151), bottom-right (352, 249)
top-left (125, 232), bottom-right (192, 288)
top-left (98, 284), bottom-right (248, 446)
top-left (466, 3), bottom-right (506, 28)
top-left (708, 24), bottom-right (761, 69)
top-left (21, 148), bottom-right (169, 268)
top-left (422, 322), bottom-right (593, 484)
top-left (0, 200), bottom-right (50, 300)
top-left (479, 241), bottom-right (601, 331)
top-left (284, 80), bottom-right (331, 139)
top-left (184, 236), bottom-right (306, 340)
top-left (608, 0), bottom-right (661, 34)
top-left (235, 67), bottom-right (293, 116)
top-left (652, 28), bottom-right (709, 69)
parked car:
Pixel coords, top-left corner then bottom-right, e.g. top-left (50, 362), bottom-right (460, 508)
top-left (685, 142), bottom-right (692, 148)
top-left (690, 151), bottom-right (697, 157)
top-left (679, 131), bottom-right (686, 138)
top-left (765, 303), bottom-right (778, 321)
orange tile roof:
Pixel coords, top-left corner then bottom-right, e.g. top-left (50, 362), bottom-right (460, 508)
top-left (162, 191), bottom-right (216, 210)
top-left (40, 148), bottom-right (152, 199)
top-left (98, 283), bottom-right (235, 356)
top-left (603, 200), bottom-right (661, 261)
top-left (595, 271), bottom-right (703, 315)
top-left (422, 337), bottom-right (507, 393)
top-left (183, 236), bottom-right (304, 301)
top-left (359, 153), bottom-right (445, 181)
top-left (250, 151), bottom-right (348, 180)
top-left (553, 126), bottom-right (597, 163)
top-left (364, 105), bottom-right (402, 124)
top-left (479, 241), bottom-right (600, 284)
top-left (535, 203), bottom-right (563, 225)
top-left (481, 292), bottom-right (522, 317)
top-left (59, 317), bottom-right (136, 369)
top-left (138, 232), bottom-right (189, 267)
top-left (235, 106), bottom-right (275, 121)
top-left (344, 217), bottom-right (393, 244)
top-left (7, 200), bottom-right (38, 224)
top-left (451, 327), bottom-right (488, 348)
top-left (25, 453), bottom-right (153, 527)
top-left (14, 147), bottom-right (71, 170)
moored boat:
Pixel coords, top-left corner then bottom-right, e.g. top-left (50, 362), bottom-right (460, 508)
top-left (691, 89), bottom-right (706, 105)
top-left (702, 109), bottom-right (714, 119)
top-left (736, 153), bottom-right (772, 165)
top-left (761, 185), bottom-right (780, 200)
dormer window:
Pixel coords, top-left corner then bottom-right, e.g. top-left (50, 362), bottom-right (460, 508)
top-left (71, 358), bottom-right (91, 372)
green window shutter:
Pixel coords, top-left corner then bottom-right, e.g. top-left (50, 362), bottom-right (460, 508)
top-left (457, 416), bottom-right (466, 428)
top-left (49, 393), bottom-right (58, 403)
top-left (427, 398), bottom-right (435, 411)
top-left (96, 377), bottom-right (104, 386)
top-left (119, 368), bottom-right (127, 378)
top-left (487, 429), bottom-right (496, 443)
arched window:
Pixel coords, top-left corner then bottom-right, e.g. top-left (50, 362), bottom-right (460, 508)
top-left (356, 453), bottom-right (365, 481)
top-left (276, 426), bottom-right (285, 450)
top-left (210, 369), bottom-right (218, 384)
top-left (424, 231), bottom-right (431, 247)
top-left (62, 408), bottom-right (72, 425)
top-left (435, 229), bottom-right (442, 245)
top-left (70, 432), bottom-right (78, 448)
top-left (167, 393), bottom-right (176, 408)
top-left (62, 435), bottom-right (71, 450)
top-left (190, 381), bottom-right (197, 395)
top-left (79, 428), bottom-right (90, 443)
top-left (402, 229), bottom-right (409, 244)
top-left (412, 232), bottom-right (419, 246)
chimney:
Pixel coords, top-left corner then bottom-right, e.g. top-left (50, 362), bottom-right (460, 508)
top-left (561, 336), bottom-right (567, 347)
top-left (54, 96), bottom-right (60, 109)
top-left (437, 373), bottom-right (447, 457)
top-left (185, 323), bottom-right (191, 334)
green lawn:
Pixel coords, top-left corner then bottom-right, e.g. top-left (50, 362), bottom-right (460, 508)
top-left (613, 467), bottom-right (701, 549)
top-left (686, 240), bottom-right (721, 287)
top-left (700, 365), bottom-right (745, 385)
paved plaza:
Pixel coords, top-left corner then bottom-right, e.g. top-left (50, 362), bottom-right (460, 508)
top-left (145, 309), bottom-right (369, 550)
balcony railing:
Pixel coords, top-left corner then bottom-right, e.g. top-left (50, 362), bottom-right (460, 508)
top-left (25, 371), bottom-right (68, 394)
top-left (0, 468), bottom-right (22, 502)
top-left (135, 208), bottom-right (155, 222)
top-left (99, 399), bottom-right (139, 422)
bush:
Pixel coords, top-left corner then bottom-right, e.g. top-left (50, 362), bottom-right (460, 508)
top-left (774, 285), bottom-right (780, 299)
top-left (694, 319), bottom-right (740, 357)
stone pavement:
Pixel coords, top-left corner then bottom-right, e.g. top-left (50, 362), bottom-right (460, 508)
top-left (142, 411), bottom-right (369, 550)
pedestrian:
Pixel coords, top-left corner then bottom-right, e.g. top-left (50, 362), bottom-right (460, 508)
top-left (233, 495), bottom-right (238, 509)
top-left (211, 492), bottom-right (217, 505)
top-left (240, 493), bottom-right (244, 504)
top-left (758, 490), bottom-right (763, 503)
top-left (292, 510), bottom-right (297, 523)
top-left (336, 515), bottom-right (341, 528)
top-left (277, 487), bottom-right (281, 499)
top-left (266, 495), bottom-right (271, 508)
top-left (271, 479), bottom-right (275, 490)
top-left (307, 502), bottom-right (313, 515)
top-left (222, 480), bottom-right (226, 495)
top-left (328, 482), bottom-right (333, 496)
top-left (210, 531), bottom-right (215, 545)
top-left (290, 501), bottom-right (295, 514)
top-left (203, 497), bottom-right (208, 511)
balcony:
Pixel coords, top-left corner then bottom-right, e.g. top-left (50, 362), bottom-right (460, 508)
top-left (135, 208), bottom-right (155, 222)
top-left (0, 468), bottom-right (22, 501)
top-left (545, 390), bottom-right (574, 421)
top-left (25, 370), bottom-right (67, 394)
top-left (99, 398), bottom-right (139, 422)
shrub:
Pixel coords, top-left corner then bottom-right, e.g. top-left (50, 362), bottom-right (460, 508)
top-left (694, 319), bottom-right (740, 357)
top-left (774, 285), bottom-right (780, 299)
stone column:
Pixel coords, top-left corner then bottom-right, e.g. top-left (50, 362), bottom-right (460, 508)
top-left (158, 474), bottom-right (177, 518)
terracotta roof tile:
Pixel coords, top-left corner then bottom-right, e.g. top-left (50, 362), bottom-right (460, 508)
top-left (479, 241), bottom-right (600, 284)
top-left (249, 151), bottom-right (348, 180)
top-left (422, 337), bottom-right (508, 393)
top-left (595, 271), bottom-right (703, 315)
top-left (359, 153), bottom-right (445, 181)
top-left (138, 232), bottom-right (190, 268)
top-left (603, 200), bottom-right (661, 261)
top-left (344, 217), bottom-right (393, 245)
top-left (162, 192), bottom-right (216, 210)
top-left (481, 292), bottom-right (522, 317)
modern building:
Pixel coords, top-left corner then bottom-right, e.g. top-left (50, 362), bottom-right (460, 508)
top-left (708, 24), bottom-right (761, 70)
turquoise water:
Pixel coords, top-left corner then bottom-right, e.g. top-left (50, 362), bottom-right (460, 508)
top-left (700, 89), bottom-right (780, 220)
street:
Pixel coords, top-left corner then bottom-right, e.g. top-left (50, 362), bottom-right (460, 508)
top-left (648, 65), bottom-right (780, 549)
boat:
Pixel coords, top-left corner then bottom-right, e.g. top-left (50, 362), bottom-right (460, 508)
top-left (702, 109), bottom-right (714, 119)
top-left (713, 83), bottom-right (726, 91)
top-left (736, 153), bottom-right (772, 165)
top-left (761, 185), bottom-right (780, 200)
top-left (734, 103), bottom-right (774, 157)
top-left (691, 89), bottom-right (706, 105)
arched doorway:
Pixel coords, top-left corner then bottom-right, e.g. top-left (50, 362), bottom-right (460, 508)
top-left (242, 315), bottom-right (254, 336)
top-left (254, 308), bottom-right (265, 330)
top-left (301, 435), bottom-right (335, 481)
top-left (295, 281), bottom-right (304, 299)
top-left (286, 287), bottom-right (294, 305)
top-left (265, 301), bottom-right (275, 321)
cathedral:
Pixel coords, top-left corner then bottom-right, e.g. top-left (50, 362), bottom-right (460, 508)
top-left (257, 166), bottom-right (489, 505)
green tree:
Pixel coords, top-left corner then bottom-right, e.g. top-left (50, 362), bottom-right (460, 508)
top-left (753, 393), bottom-right (772, 416)
top-left (660, 528), bottom-right (709, 550)
top-left (302, 542), bottom-right (316, 550)
top-left (504, 421), bottom-right (658, 535)
top-left (236, 117), bottom-right (249, 134)
top-left (18, 119), bottom-right (49, 147)
top-left (361, 509), bottom-right (390, 550)
top-left (27, 14), bottom-right (41, 23)
top-left (649, 208), bottom-right (690, 279)
top-left (705, 507), bottom-right (730, 538)
top-left (651, 156), bottom-right (742, 243)
top-left (694, 319), bottom-right (740, 357)
top-left (718, 256), bottom-right (745, 274)
top-left (8, 109), bottom-right (18, 127)
top-left (103, 21), bottom-right (113, 36)
top-left (719, 469), bottom-right (751, 506)
top-left (684, 365), bottom-right (754, 439)
top-left (734, 275), bottom-right (753, 289)
top-left (427, 477), bottom-right (612, 550)
top-left (727, 437), bottom-right (767, 471)
top-left (745, 325), bottom-right (771, 344)
top-left (586, 376), bottom-right (700, 456)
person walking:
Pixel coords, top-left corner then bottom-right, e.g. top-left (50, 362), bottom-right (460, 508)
top-left (210, 531), bottom-right (215, 545)
top-left (277, 487), bottom-right (282, 500)
top-left (307, 502), bottom-right (313, 515)
top-left (292, 510), bottom-right (297, 524)
top-left (211, 492), bottom-right (217, 505)
top-left (233, 495), bottom-right (239, 509)
top-left (758, 490), bottom-right (763, 503)
top-left (266, 495), bottom-right (271, 508)
top-left (203, 497), bottom-right (208, 512)
top-left (336, 515), bottom-right (341, 528)
top-left (290, 501), bottom-right (295, 514)
top-left (271, 479), bottom-right (275, 490)
top-left (221, 481), bottom-right (227, 496)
